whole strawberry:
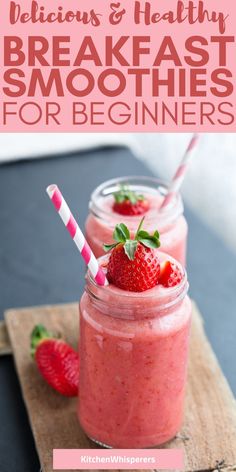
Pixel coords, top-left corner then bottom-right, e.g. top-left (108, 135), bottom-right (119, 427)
top-left (31, 325), bottom-right (79, 397)
top-left (104, 218), bottom-right (161, 292)
top-left (113, 185), bottom-right (150, 216)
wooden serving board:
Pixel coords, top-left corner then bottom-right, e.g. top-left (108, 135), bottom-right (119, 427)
top-left (4, 302), bottom-right (236, 472)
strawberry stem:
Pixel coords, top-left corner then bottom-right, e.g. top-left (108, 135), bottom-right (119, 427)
top-left (135, 216), bottom-right (145, 239)
top-left (30, 324), bottom-right (58, 358)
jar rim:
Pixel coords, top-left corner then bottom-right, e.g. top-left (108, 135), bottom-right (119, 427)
top-left (89, 176), bottom-right (184, 229)
top-left (85, 253), bottom-right (189, 319)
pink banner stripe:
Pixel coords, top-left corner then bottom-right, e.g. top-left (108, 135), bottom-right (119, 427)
top-left (51, 188), bottom-right (63, 211)
top-left (81, 241), bottom-right (91, 265)
top-left (66, 215), bottom-right (77, 239)
top-left (53, 449), bottom-right (184, 470)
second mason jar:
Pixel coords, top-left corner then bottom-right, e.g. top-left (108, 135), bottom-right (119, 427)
top-left (78, 253), bottom-right (192, 448)
top-left (85, 176), bottom-right (188, 266)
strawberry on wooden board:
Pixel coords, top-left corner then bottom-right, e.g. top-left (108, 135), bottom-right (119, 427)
top-left (159, 261), bottom-right (183, 288)
top-left (31, 325), bottom-right (79, 397)
top-left (112, 185), bottom-right (150, 216)
top-left (104, 218), bottom-right (161, 292)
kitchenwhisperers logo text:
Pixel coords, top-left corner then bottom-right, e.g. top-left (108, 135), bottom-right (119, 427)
top-left (0, 0), bottom-right (235, 131)
top-left (53, 449), bottom-right (184, 469)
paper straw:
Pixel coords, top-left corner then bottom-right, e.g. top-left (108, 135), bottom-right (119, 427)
top-left (46, 184), bottom-right (108, 286)
top-left (160, 133), bottom-right (200, 210)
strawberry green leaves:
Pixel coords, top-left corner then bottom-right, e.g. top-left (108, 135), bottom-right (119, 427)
top-left (114, 223), bottom-right (130, 242)
top-left (124, 240), bottom-right (138, 260)
top-left (135, 218), bottom-right (160, 251)
top-left (103, 223), bottom-right (130, 251)
top-left (113, 184), bottom-right (144, 205)
top-left (103, 219), bottom-right (161, 261)
top-left (136, 230), bottom-right (160, 249)
top-left (103, 243), bottom-right (119, 252)
top-left (31, 324), bottom-right (56, 358)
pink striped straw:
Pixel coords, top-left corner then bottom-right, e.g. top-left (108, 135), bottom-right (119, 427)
top-left (160, 133), bottom-right (200, 210)
top-left (46, 184), bottom-right (108, 286)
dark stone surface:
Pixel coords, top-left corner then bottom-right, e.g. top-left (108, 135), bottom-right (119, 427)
top-left (0, 146), bottom-right (235, 471)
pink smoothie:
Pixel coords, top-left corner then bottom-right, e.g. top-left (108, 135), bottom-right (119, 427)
top-left (78, 254), bottom-right (191, 448)
top-left (85, 178), bottom-right (188, 266)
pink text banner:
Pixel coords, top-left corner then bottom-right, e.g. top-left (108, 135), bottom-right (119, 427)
top-left (0, 0), bottom-right (235, 132)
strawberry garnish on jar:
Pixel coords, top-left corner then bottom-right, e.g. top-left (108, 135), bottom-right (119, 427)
top-left (112, 185), bottom-right (150, 216)
top-left (104, 218), bottom-right (161, 292)
top-left (159, 261), bottom-right (183, 288)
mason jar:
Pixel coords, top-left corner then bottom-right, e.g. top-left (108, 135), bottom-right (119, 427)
top-left (78, 253), bottom-right (192, 448)
top-left (85, 176), bottom-right (188, 266)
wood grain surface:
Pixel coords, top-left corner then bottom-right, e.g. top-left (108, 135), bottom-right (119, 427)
top-left (5, 302), bottom-right (236, 472)
top-left (0, 320), bottom-right (12, 355)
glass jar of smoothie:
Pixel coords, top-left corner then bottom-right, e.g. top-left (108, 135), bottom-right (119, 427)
top-left (78, 253), bottom-right (192, 448)
top-left (85, 176), bottom-right (188, 266)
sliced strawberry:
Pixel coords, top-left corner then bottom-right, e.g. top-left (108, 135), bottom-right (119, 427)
top-left (112, 185), bottom-right (150, 216)
top-left (104, 218), bottom-right (161, 292)
top-left (31, 325), bottom-right (79, 397)
top-left (159, 261), bottom-right (183, 288)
